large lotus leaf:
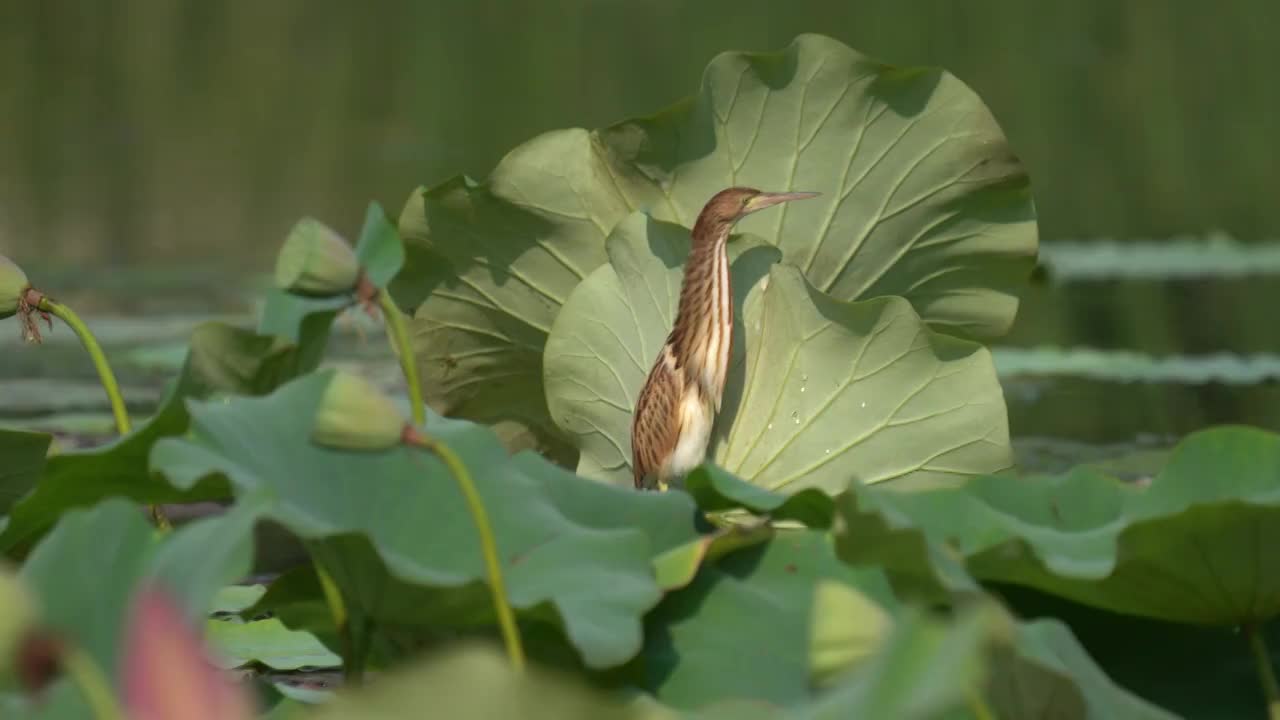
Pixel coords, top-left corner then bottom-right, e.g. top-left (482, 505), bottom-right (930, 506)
top-left (9, 499), bottom-right (256, 717)
top-left (641, 530), bottom-right (898, 708)
top-left (545, 213), bottom-right (1012, 490)
top-left (836, 425), bottom-right (1280, 626)
top-left (150, 371), bottom-right (702, 669)
top-left (396, 33), bottom-right (1036, 454)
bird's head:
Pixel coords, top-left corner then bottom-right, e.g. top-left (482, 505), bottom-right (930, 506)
top-left (694, 187), bottom-right (821, 240)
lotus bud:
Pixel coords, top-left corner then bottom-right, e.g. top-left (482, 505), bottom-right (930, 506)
top-left (0, 255), bottom-right (30, 320)
top-left (311, 371), bottom-right (406, 451)
top-left (274, 218), bottom-right (361, 296)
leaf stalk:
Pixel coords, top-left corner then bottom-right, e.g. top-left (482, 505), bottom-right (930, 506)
top-left (377, 288), bottom-right (424, 427)
top-left (411, 430), bottom-right (525, 672)
top-left (32, 292), bottom-right (170, 531)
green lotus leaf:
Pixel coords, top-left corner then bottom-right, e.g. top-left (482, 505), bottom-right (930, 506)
top-left (151, 371), bottom-right (703, 669)
top-left (0, 429), bottom-right (49, 517)
top-left (545, 213), bottom-right (1012, 491)
top-left (396, 33), bottom-right (1036, 454)
top-left (835, 425), bottom-right (1280, 626)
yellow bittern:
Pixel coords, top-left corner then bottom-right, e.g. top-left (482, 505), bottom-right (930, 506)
top-left (631, 187), bottom-right (819, 490)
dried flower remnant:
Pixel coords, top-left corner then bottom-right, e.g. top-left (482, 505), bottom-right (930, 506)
top-left (0, 255), bottom-right (49, 343)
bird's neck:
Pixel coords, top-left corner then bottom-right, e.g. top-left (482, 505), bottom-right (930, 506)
top-left (668, 222), bottom-right (733, 374)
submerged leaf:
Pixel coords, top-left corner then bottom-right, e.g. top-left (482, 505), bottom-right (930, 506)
top-left (397, 33), bottom-right (1035, 454)
top-left (545, 214), bottom-right (1012, 490)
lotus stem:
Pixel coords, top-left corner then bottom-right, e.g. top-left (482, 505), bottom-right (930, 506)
top-left (1246, 624), bottom-right (1280, 720)
top-left (377, 288), bottom-right (424, 427)
top-left (314, 560), bottom-right (366, 685)
top-left (32, 292), bottom-right (170, 531)
top-left (411, 431), bottom-right (525, 672)
top-left (62, 646), bottom-right (125, 720)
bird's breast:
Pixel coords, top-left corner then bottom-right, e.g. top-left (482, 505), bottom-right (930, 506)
top-left (666, 388), bottom-right (715, 480)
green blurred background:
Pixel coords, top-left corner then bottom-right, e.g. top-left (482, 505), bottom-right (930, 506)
top-left (2, 0), bottom-right (1279, 460)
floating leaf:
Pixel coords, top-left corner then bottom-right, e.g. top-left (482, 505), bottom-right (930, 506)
top-left (205, 616), bottom-right (340, 671)
top-left (152, 372), bottom-right (702, 669)
top-left (836, 425), bottom-right (1280, 626)
top-left (545, 215), bottom-right (1012, 490)
top-left (397, 33), bottom-right (1035, 454)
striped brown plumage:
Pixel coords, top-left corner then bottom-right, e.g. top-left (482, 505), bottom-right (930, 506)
top-left (630, 187), bottom-right (819, 490)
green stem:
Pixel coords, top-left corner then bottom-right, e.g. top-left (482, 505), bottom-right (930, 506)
top-left (418, 435), bottom-right (525, 672)
top-left (314, 560), bottom-right (364, 685)
top-left (38, 297), bottom-right (131, 436)
top-left (378, 289), bottom-right (424, 427)
top-left (38, 296), bottom-right (170, 532)
top-left (62, 646), bottom-right (125, 720)
top-left (1247, 624), bottom-right (1280, 719)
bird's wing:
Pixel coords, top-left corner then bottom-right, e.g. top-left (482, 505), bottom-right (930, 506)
top-left (631, 343), bottom-right (684, 489)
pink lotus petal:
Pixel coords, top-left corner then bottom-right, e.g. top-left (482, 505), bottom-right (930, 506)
top-left (121, 584), bottom-right (255, 720)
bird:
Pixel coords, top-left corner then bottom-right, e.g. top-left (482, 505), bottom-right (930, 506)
top-left (630, 187), bottom-right (820, 491)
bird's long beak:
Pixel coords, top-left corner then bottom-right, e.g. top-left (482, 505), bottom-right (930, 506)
top-left (744, 191), bottom-right (821, 214)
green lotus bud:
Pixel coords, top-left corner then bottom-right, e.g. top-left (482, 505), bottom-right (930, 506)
top-left (274, 218), bottom-right (360, 296)
top-left (311, 371), bottom-right (407, 451)
top-left (0, 255), bottom-right (30, 320)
